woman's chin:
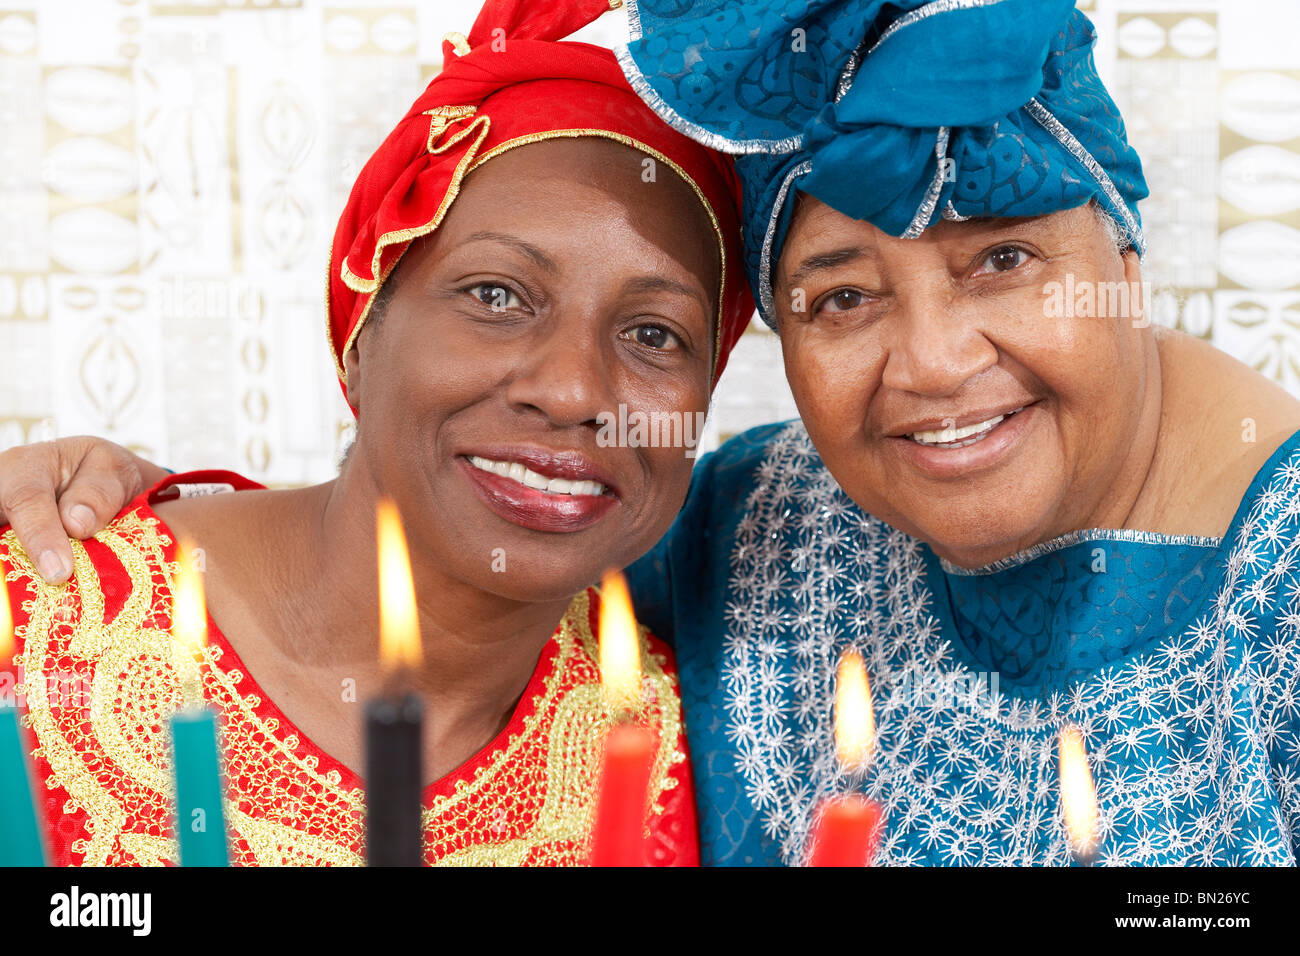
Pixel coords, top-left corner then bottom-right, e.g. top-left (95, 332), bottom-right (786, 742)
top-left (486, 575), bottom-right (603, 605)
top-left (845, 417), bottom-right (1066, 564)
top-left (864, 487), bottom-right (1061, 569)
top-left (439, 534), bottom-right (640, 605)
top-left (918, 510), bottom-right (1059, 569)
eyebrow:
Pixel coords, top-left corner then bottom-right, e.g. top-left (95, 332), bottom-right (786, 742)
top-left (783, 215), bottom-right (1059, 285)
top-left (462, 231), bottom-right (559, 272)
top-left (623, 275), bottom-right (710, 307)
top-left (785, 246), bottom-right (874, 284)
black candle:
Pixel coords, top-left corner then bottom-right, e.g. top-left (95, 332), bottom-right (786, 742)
top-left (365, 499), bottom-right (426, 868)
top-left (365, 692), bottom-right (423, 867)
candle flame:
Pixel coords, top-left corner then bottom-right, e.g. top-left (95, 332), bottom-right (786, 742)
top-left (0, 566), bottom-right (12, 665)
top-left (835, 650), bottom-right (875, 771)
top-left (171, 540), bottom-right (208, 703)
top-left (171, 540), bottom-right (208, 658)
top-left (376, 499), bottom-right (422, 672)
top-left (1058, 725), bottom-right (1099, 860)
top-left (598, 570), bottom-right (641, 714)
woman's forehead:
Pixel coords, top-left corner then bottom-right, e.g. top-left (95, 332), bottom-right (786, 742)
top-left (781, 199), bottom-right (1099, 263)
top-left (436, 140), bottom-right (720, 280)
top-left (460, 139), bottom-right (709, 224)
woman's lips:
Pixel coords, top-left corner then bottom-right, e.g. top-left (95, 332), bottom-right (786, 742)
top-left (456, 455), bottom-right (618, 533)
top-left (887, 402), bottom-right (1039, 480)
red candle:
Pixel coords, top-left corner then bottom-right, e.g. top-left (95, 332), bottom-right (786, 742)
top-left (808, 795), bottom-right (881, 866)
top-left (591, 723), bottom-right (656, 866)
top-left (589, 571), bottom-right (657, 867)
top-left (807, 650), bottom-right (883, 867)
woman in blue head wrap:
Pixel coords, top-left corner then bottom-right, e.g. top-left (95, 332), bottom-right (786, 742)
top-left (610, 0), bottom-right (1300, 866)
top-left (5, 0), bottom-right (1300, 868)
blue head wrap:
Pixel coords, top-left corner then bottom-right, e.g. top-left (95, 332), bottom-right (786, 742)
top-left (617, 0), bottom-right (1149, 325)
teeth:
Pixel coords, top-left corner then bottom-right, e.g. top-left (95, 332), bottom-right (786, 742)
top-left (468, 456), bottom-right (607, 496)
top-left (910, 409), bottom-right (1020, 447)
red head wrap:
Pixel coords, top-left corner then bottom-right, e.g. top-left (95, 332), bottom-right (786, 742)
top-left (327, 0), bottom-right (753, 404)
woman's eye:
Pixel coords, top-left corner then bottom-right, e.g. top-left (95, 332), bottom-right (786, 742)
top-left (976, 246), bottom-right (1030, 274)
top-left (468, 283), bottom-right (523, 311)
top-left (628, 324), bottom-right (679, 351)
top-left (816, 289), bottom-right (869, 314)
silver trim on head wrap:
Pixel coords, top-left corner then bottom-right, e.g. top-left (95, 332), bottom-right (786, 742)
top-left (903, 126), bottom-right (951, 238)
top-left (868, 0), bottom-right (1014, 57)
top-left (943, 201), bottom-right (971, 221)
top-left (758, 160), bottom-right (813, 323)
top-left (836, 0), bottom-right (1013, 104)
top-left (615, 0), bottom-right (804, 155)
top-left (612, 43), bottom-right (806, 155)
top-left (1023, 97), bottom-right (1146, 255)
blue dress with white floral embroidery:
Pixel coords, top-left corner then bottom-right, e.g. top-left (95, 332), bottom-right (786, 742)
top-left (626, 421), bottom-right (1300, 866)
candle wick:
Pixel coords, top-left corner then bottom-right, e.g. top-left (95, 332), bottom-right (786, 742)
top-left (175, 650), bottom-right (205, 709)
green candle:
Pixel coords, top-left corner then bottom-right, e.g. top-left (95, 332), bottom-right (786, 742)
top-left (169, 541), bottom-right (229, 867)
top-left (170, 705), bottom-right (229, 866)
top-left (0, 707), bottom-right (45, 866)
top-left (0, 569), bottom-right (45, 865)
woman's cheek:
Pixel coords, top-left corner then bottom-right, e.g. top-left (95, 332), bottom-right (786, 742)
top-left (788, 326), bottom-right (877, 435)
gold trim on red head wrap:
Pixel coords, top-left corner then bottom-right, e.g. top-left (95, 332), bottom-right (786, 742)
top-left (326, 0), bottom-right (752, 410)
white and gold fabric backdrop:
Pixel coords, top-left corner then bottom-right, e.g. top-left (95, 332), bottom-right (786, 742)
top-left (1, 0), bottom-right (1298, 483)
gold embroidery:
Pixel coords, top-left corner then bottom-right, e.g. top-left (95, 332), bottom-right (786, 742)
top-left (442, 31), bottom-right (471, 57)
top-left (116, 832), bottom-right (173, 867)
top-left (424, 589), bottom-right (684, 866)
top-left (230, 809), bottom-right (361, 867)
top-left (4, 511), bottom-right (687, 867)
top-left (8, 523), bottom-right (138, 864)
top-left (92, 627), bottom-right (175, 795)
top-left (423, 105), bottom-right (479, 151)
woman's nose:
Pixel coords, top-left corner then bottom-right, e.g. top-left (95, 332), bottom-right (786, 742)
top-left (879, 294), bottom-right (999, 397)
top-left (503, 318), bottom-right (616, 428)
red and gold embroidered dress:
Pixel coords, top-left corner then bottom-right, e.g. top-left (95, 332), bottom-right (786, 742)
top-left (2, 474), bottom-right (697, 866)
top-left (0, 0), bottom-right (753, 867)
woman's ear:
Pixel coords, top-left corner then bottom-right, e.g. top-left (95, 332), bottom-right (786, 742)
top-left (1122, 248), bottom-right (1142, 287)
top-left (343, 345), bottom-right (362, 415)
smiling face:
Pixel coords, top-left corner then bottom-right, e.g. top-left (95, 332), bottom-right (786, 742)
top-left (773, 199), bottom-right (1161, 568)
top-left (343, 138), bottom-right (720, 602)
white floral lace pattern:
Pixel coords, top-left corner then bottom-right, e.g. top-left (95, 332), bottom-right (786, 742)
top-left (722, 421), bottom-right (1300, 866)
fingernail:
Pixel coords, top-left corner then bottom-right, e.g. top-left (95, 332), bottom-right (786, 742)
top-left (38, 550), bottom-right (71, 583)
top-left (67, 504), bottom-right (95, 536)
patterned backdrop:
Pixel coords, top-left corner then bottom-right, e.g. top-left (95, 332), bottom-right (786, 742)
top-left (1, 0), bottom-right (1298, 484)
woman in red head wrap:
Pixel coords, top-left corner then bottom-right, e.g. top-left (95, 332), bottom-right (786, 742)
top-left (0, 0), bottom-right (751, 866)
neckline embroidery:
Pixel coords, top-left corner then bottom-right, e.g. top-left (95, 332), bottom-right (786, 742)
top-left (938, 527), bottom-right (1224, 577)
top-left (140, 495), bottom-right (574, 808)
